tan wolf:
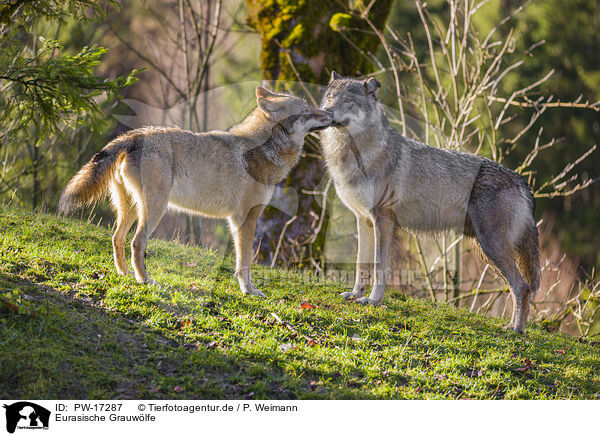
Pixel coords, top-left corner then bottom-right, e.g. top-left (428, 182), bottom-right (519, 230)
top-left (58, 87), bottom-right (332, 296)
top-left (320, 73), bottom-right (540, 333)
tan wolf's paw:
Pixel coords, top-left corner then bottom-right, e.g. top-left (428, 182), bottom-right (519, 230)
top-left (340, 291), bottom-right (364, 300)
top-left (356, 296), bottom-right (382, 306)
top-left (243, 287), bottom-right (267, 298)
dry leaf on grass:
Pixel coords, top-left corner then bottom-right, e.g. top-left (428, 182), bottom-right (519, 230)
top-left (0, 298), bottom-right (19, 314)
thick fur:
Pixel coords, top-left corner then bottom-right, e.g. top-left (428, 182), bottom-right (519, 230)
top-left (320, 74), bottom-right (540, 333)
top-left (58, 135), bottom-right (141, 213)
top-left (59, 87), bottom-right (332, 296)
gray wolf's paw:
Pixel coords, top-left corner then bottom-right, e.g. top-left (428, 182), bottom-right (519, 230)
top-left (356, 296), bottom-right (382, 307)
top-left (503, 324), bottom-right (524, 334)
top-left (340, 291), bottom-right (364, 300)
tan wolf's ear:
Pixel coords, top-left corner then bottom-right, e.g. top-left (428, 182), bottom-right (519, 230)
top-left (257, 96), bottom-right (281, 117)
top-left (364, 77), bottom-right (381, 100)
top-left (329, 71), bottom-right (342, 84)
top-left (256, 86), bottom-right (281, 117)
top-left (256, 86), bottom-right (274, 98)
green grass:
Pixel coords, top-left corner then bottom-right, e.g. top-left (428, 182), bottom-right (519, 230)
top-left (1, 205), bottom-right (599, 399)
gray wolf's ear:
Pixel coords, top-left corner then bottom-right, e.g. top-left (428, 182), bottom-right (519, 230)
top-left (329, 71), bottom-right (342, 84)
top-left (257, 97), bottom-right (280, 117)
top-left (256, 86), bottom-right (274, 98)
top-left (364, 77), bottom-right (381, 100)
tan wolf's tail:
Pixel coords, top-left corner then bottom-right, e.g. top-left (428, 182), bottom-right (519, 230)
top-left (58, 138), bottom-right (131, 214)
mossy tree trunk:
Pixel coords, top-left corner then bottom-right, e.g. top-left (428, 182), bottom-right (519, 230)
top-left (246, 0), bottom-right (394, 270)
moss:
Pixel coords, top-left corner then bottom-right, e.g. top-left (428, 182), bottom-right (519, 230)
top-left (329, 12), bottom-right (353, 32)
top-left (282, 23), bottom-right (305, 47)
top-left (246, 0), bottom-right (394, 84)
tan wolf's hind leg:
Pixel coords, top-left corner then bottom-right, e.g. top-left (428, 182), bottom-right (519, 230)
top-left (110, 180), bottom-right (137, 275)
top-left (129, 164), bottom-right (172, 285)
top-left (131, 198), bottom-right (169, 284)
top-left (229, 205), bottom-right (265, 297)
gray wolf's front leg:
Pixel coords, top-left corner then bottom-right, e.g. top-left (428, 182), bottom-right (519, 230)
top-left (341, 215), bottom-right (373, 301)
top-left (230, 206), bottom-right (266, 298)
top-left (356, 209), bottom-right (394, 306)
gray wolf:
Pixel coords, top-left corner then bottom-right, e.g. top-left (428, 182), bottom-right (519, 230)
top-left (319, 72), bottom-right (540, 333)
top-left (59, 87), bottom-right (332, 297)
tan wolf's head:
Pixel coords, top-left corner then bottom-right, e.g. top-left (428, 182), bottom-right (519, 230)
top-left (320, 72), bottom-right (382, 131)
top-left (256, 86), bottom-right (333, 134)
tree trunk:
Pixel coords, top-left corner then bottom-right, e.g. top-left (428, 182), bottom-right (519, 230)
top-left (246, 0), bottom-right (393, 270)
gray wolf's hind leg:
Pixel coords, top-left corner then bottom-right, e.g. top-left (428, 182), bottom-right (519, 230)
top-left (111, 179), bottom-right (137, 276)
top-left (341, 215), bottom-right (373, 301)
top-left (473, 225), bottom-right (531, 333)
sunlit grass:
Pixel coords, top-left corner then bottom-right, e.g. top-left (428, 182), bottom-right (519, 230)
top-left (1, 206), bottom-right (599, 399)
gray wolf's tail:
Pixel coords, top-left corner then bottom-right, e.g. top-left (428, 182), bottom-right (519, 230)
top-left (58, 137), bottom-right (131, 214)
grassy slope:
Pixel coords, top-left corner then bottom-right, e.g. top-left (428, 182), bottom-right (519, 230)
top-left (0, 206), bottom-right (598, 400)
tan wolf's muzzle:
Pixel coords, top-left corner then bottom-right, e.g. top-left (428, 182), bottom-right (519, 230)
top-left (320, 106), bottom-right (346, 127)
top-left (308, 107), bottom-right (334, 131)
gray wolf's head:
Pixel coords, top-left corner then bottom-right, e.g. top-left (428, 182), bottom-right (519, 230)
top-left (320, 72), bottom-right (382, 132)
top-left (255, 86), bottom-right (332, 136)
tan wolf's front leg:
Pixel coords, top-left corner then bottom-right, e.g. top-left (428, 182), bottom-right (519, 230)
top-left (341, 215), bottom-right (373, 301)
top-left (356, 210), bottom-right (394, 307)
top-left (230, 206), bottom-right (266, 298)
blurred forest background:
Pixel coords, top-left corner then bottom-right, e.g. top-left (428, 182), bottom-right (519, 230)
top-left (1, 0), bottom-right (599, 336)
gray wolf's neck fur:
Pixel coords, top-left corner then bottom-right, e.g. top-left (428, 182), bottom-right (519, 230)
top-left (323, 104), bottom-right (389, 153)
top-left (321, 104), bottom-right (393, 181)
top-left (353, 108), bottom-right (390, 148)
